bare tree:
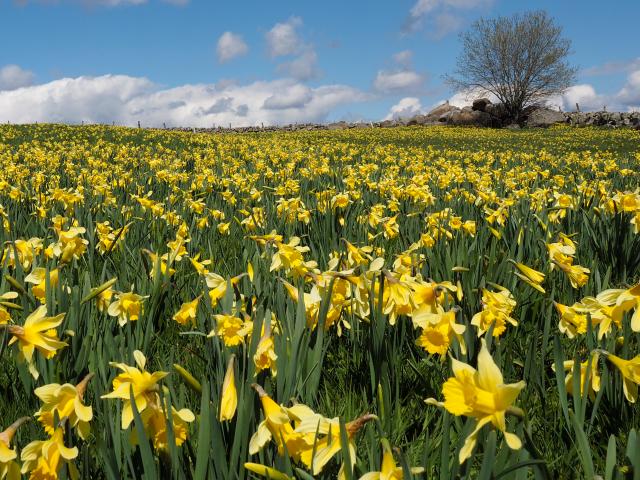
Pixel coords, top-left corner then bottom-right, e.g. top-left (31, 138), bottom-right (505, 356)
top-left (446, 10), bottom-right (577, 120)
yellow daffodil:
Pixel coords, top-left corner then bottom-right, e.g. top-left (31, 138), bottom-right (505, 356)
top-left (426, 339), bottom-right (525, 463)
top-left (0, 417), bottom-right (29, 480)
top-left (209, 314), bottom-right (253, 346)
top-left (34, 373), bottom-right (94, 440)
top-left (219, 355), bottom-right (237, 422)
top-left (51, 226), bottom-right (88, 262)
top-left (3, 237), bottom-right (43, 271)
top-left (134, 399), bottom-right (194, 452)
top-left (254, 333), bottom-right (278, 377)
top-left (189, 253), bottom-right (212, 276)
top-left (107, 291), bottom-right (147, 326)
top-left (415, 310), bottom-right (467, 356)
top-left (24, 268), bottom-right (60, 303)
top-left (243, 463), bottom-right (292, 480)
top-left (471, 286), bottom-right (518, 338)
top-left (359, 439), bottom-right (424, 480)
top-left (248, 384), bottom-right (315, 465)
top-left (172, 296), bottom-right (201, 327)
top-left (552, 352), bottom-right (600, 400)
top-left (295, 412), bottom-right (377, 478)
top-left (0, 292), bottom-right (19, 325)
top-left (101, 350), bottom-right (168, 429)
top-left (600, 351), bottom-right (640, 403)
top-left (20, 428), bottom-right (78, 480)
top-left (597, 283), bottom-right (640, 332)
top-left (217, 222), bottom-right (230, 235)
top-left (511, 261), bottom-right (546, 293)
top-left (5, 306), bottom-right (67, 379)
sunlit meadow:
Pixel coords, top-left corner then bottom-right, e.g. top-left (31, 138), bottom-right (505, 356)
top-left (0, 124), bottom-right (639, 479)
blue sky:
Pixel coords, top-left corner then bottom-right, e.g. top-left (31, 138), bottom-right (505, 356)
top-left (1, 0), bottom-right (639, 126)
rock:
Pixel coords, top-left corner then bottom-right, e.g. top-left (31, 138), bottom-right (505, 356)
top-left (426, 103), bottom-right (460, 122)
top-left (568, 112), bottom-right (587, 126)
top-left (327, 121), bottom-right (348, 130)
top-left (449, 110), bottom-right (495, 127)
top-left (472, 98), bottom-right (492, 112)
top-left (406, 115), bottom-right (436, 126)
top-left (437, 109), bottom-right (459, 123)
top-left (525, 107), bottom-right (566, 127)
top-left (505, 123), bottom-right (521, 130)
top-left (379, 120), bottom-right (397, 128)
top-left (484, 102), bottom-right (509, 121)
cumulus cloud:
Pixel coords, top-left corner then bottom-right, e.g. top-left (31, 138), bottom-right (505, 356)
top-left (583, 58), bottom-right (640, 76)
top-left (0, 74), bottom-right (370, 127)
top-left (403, 0), bottom-right (492, 35)
top-left (265, 17), bottom-right (321, 82)
top-left (266, 17), bottom-right (303, 58)
top-left (546, 84), bottom-right (604, 112)
top-left (616, 70), bottom-right (640, 108)
top-left (444, 88), bottom-right (498, 108)
top-left (216, 32), bottom-right (248, 63)
top-left (0, 65), bottom-right (35, 91)
top-left (373, 50), bottom-right (426, 94)
top-left (546, 72), bottom-right (640, 113)
top-left (384, 97), bottom-right (424, 120)
top-left (393, 50), bottom-right (413, 68)
top-left (263, 84), bottom-right (313, 110)
top-left (374, 70), bottom-right (424, 94)
top-left (276, 49), bottom-right (319, 81)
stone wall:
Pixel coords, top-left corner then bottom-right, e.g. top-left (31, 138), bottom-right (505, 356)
top-left (161, 102), bottom-right (640, 133)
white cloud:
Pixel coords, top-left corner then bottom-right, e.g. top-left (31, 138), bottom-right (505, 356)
top-left (216, 32), bottom-right (248, 63)
top-left (374, 70), bottom-right (424, 93)
top-left (263, 84), bottom-right (313, 110)
top-left (384, 97), bottom-right (424, 120)
top-left (266, 17), bottom-right (303, 58)
top-left (277, 49), bottom-right (319, 81)
top-left (547, 84), bottom-right (603, 112)
top-left (265, 17), bottom-right (320, 82)
top-left (0, 65), bottom-right (35, 91)
top-left (616, 70), bottom-right (640, 108)
top-left (393, 50), bottom-right (413, 67)
top-left (445, 88), bottom-right (497, 107)
top-left (547, 74), bottom-right (640, 112)
top-left (409, 0), bottom-right (439, 19)
top-left (403, 0), bottom-right (492, 34)
top-left (583, 58), bottom-right (640, 76)
top-left (0, 74), bottom-right (369, 127)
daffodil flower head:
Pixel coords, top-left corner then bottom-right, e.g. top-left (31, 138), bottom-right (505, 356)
top-left (6, 305), bottom-right (67, 379)
top-left (20, 428), bottom-right (79, 480)
top-left (107, 290), bottom-right (147, 326)
top-left (426, 339), bottom-right (525, 464)
top-left (601, 351), bottom-right (640, 403)
top-left (0, 417), bottom-right (29, 480)
top-left (101, 350), bottom-right (168, 429)
top-left (34, 373), bottom-right (94, 440)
